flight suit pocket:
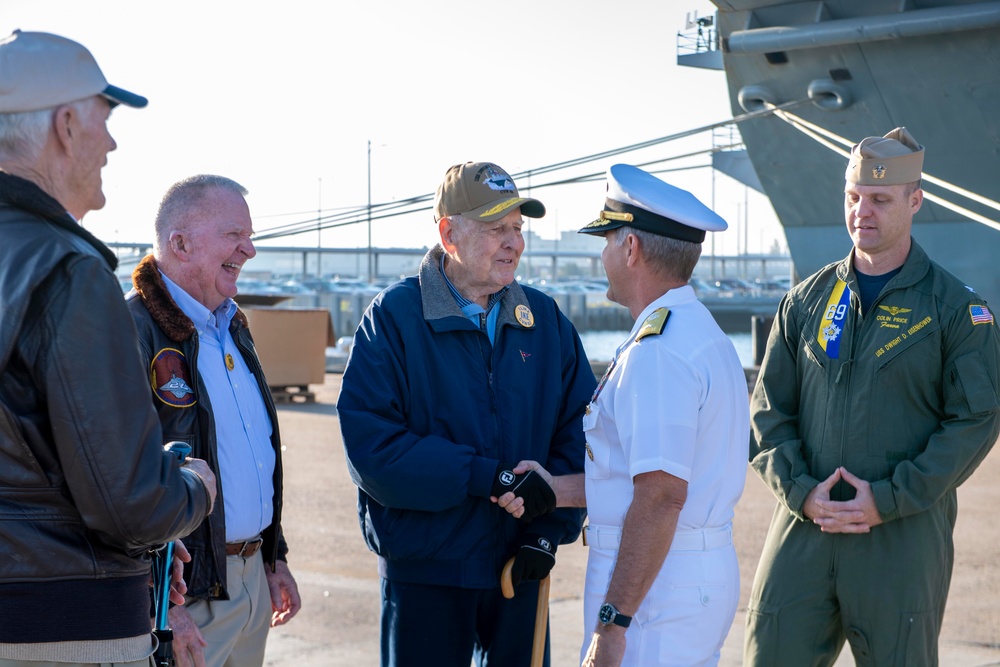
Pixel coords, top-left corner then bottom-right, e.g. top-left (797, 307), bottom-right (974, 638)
top-left (953, 351), bottom-right (1000, 415)
top-left (895, 610), bottom-right (938, 667)
top-left (866, 328), bottom-right (939, 461)
top-left (744, 602), bottom-right (779, 664)
top-left (798, 337), bottom-right (832, 452)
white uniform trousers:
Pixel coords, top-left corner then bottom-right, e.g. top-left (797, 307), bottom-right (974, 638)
top-left (582, 524), bottom-right (740, 667)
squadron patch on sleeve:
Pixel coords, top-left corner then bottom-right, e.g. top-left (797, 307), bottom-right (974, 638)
top-left (150, 348), bottom-right (197, 408)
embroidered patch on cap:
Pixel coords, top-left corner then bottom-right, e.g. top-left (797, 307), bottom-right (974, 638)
top-left (970, 304), bottom-right (994, 326)
top-left (476, 164), bottom-right (515, 191)
top-left (151, 348), bottom-right (197, 408)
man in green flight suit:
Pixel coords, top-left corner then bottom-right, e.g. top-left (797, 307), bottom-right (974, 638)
top-left (744, 127), bottom-right (1000, 666)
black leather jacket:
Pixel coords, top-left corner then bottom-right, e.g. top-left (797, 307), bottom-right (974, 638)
top-left (126, 255), bottom-right (287, 601)
top-left (0, 172), bottom-right (210, 643)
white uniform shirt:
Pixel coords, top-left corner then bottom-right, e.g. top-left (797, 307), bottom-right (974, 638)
top-left (584, 285), bottom-right (748, 531)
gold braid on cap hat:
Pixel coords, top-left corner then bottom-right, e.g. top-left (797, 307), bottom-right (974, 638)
top-left (599, 210), bottom-right (634, 223)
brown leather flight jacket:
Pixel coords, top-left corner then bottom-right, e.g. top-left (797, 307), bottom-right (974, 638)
top-left (126, 255), bottom-right (287, 601)
top-left (0, 172), bottom-right (209, 643)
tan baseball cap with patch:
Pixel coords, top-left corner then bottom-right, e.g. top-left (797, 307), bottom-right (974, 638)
top-left (845, 127), bottom-right (924, 186)
top-left (433, 162), bottom-right (545, 222)
top-left (0, 29), bottom-right (147, 113)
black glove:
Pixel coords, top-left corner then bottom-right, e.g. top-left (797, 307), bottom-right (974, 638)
top-left (510, 532), bottom-right (556, 586)
top-left (490, 464), bottom-right (556, 522)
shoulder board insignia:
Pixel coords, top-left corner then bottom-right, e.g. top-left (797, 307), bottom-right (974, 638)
top-left (151, 348), bottom-right (197, 408)
top-left (636, 307), bottom-right (670, 341)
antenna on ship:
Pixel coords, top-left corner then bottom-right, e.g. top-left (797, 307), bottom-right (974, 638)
top-left (684, 11), bottom-right (714, 52)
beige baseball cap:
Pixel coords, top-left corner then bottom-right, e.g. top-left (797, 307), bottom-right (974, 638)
top-left (0, 29), bottom-right (147, 113)
top-left (845, 127), bottom-right (924, 186)
top-left (433, 162), bottom-right (545, 222)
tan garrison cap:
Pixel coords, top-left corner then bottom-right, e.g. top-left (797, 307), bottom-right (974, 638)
top-left (0, 29), bottom-right (147, 113)
top-left (845, 127), bottom-right (924, 186)
top-left (433, 162), bottom-right (545, 223)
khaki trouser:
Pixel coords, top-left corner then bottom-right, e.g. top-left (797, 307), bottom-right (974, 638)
top-left (182, 551), bottom-right (272, 667)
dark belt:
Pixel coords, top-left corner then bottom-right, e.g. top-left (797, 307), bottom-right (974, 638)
top-left (226, 537), bottom-right (263, 558)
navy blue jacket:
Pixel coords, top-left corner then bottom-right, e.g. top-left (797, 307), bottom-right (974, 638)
top-left (338, 246), bottom-right (593, 588)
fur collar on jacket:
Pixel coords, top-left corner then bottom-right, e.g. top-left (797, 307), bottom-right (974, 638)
top-left (131, 254), bottom-right (248, 343)
top-left (0, 170), bottom-right (118, 269)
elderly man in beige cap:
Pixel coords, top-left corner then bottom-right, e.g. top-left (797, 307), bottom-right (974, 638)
top-left (744, 128), bottom-right (1000, 665)
top-left (338, 162), bottom-right (594, 666)
top-left (0, 30), bottom-right (216, 666)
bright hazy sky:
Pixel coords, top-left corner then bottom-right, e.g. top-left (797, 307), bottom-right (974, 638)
top-left (2, 0), bottom-right (785, 258)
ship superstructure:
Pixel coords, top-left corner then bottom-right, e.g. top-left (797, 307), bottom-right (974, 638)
top-left (683, 1), bottom-right (1000, 303)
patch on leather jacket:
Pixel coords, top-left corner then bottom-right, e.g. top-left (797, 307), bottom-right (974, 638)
top-left (151, 348), bottom-right (197, 408)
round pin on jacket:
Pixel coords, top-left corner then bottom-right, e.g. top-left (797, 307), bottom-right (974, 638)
top-left (515, 304), bottom-right (534, 328)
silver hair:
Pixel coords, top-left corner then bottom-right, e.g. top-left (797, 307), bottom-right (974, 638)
top-left (614, 226), bottom-right (702, 281)
top-left (450, 212), bottom-right (475, 228)
top-left (0, 98), bottom-right (95, 162)
top-left (154, 174), bottom-right (248, 256)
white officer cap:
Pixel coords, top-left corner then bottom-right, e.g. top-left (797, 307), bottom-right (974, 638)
top-left (578, 164), bottom-right (727, 242)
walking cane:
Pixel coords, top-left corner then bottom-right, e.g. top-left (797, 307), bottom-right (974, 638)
top-left (501, 556), bottom-right (550, 667)
top-left (152, 442), bottom-right (192, 667)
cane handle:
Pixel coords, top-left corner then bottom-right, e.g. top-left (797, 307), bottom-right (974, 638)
top-left (501, 556), bottom-right (515, 599)
top-left (500, 555), bottom-right (549, 667)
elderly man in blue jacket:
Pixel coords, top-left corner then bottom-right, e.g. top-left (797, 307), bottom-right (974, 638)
top-left (339, 161), bottom-right (594, 667)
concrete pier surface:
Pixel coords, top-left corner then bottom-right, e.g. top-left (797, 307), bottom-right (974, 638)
top-left (263, 373), bottom-right (1000, 666)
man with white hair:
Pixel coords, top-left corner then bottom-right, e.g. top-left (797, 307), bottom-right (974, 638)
top-left (339, 161), bottom-right (594, 666)
top-left (127, 175), bottom-right (300, 667)
top-left (0, 30), bottom-right (216, 666)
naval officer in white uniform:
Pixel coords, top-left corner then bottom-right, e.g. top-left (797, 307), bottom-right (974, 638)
top-left (497, 163), bottom-right (750, 667)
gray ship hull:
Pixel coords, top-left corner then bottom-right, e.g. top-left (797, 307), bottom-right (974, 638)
top-left (706, 0), bottom-right (1000, 304)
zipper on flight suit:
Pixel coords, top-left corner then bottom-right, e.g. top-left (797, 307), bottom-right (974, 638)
top-left (836, 280), bottom-right (895, 493)
top-left (836, 287), bottom-right (862, 493)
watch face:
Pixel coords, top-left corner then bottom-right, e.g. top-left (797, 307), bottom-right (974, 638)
top-left (598, 603), bottom-right (615, 625)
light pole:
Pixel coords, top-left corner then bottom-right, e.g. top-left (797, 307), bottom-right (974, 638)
top-left (316, 177), bottom-right (322, 277)
top-left (367, 140), bottom-right (373, 284)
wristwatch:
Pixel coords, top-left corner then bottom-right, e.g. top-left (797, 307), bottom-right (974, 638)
top-left (598, 602), bottom-right (632, 628)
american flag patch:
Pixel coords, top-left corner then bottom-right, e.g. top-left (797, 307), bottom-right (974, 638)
top-left (970, 304), bottom-right (995, 325)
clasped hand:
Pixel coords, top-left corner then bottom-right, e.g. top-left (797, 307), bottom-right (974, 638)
top-left (491, 461), bottom-right (554, 520)
top-left (489, 462), bottom-right (555, 521)
top-left (804, 466), bottom-right (883, 533)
